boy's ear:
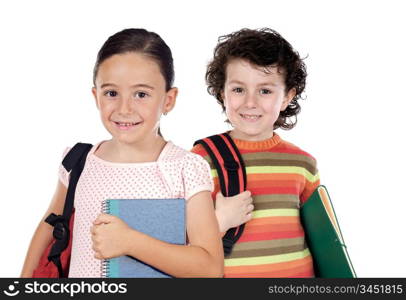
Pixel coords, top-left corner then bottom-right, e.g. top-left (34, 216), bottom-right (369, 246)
top-left (281, 88), bottom-right (296, 111)
top-left (92, 87), bottom-right (100, 109)
top-left (163, 87), bottom-right (178, 114)
top-left (220, 90), bottom-right (228, 107)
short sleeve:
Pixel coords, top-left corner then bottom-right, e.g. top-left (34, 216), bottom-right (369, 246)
top-left (58, 147), bottom-right (71, 188)
top-left (182, 152), bottom-right (214, 201)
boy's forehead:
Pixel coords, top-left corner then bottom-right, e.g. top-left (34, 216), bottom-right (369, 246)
top-left (225, 58), bottom-right (285, 83)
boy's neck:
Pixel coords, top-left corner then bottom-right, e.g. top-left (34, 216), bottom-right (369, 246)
top-left (228, 130), bottom-right (281, 150)
top-left (229, 129), bottom-right (274, 142)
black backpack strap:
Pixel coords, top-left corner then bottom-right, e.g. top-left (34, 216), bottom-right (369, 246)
top-left (45, 142), bottom-right (93, 277)
top-left (194, 133), bottom-right (247, 256)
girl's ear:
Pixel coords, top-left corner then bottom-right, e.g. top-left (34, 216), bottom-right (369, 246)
top-left (163, 87), bottom-right (178, 114)
top-left (281, 88), bottom-right (296, 111)
top-left (92, 87), bottom-right (100, 110)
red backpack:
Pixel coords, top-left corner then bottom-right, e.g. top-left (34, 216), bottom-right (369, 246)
top-left (32, 143), bottom-right (92, 277)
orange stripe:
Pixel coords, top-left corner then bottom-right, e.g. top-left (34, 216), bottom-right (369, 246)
top-left (248, 179), bottom-right (301, 189)
top-left (248, 173), bottom-right (304, 181)
top-left (301, 180), bottom-right (320, 204)
top-left (239, 230), bottom-right (304, 242)
top-left (225, 255), bottom-right (313, 275)
top-left (244, 223), bottom-right (303, 234)
top-left (225, 265), bottom-right (314, 278)
top-left (252, 187), bottom-right (300, 195)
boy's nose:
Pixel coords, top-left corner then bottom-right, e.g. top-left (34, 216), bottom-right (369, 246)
top-left (244, 93), bottom-right (258, 108)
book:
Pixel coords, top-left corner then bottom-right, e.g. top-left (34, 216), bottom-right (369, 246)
top-left (101, 198), bottom-right (186, 278)
top-left (300, 185), bottom-right (356, 278)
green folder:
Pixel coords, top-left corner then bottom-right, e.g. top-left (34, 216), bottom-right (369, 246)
top-left (300, 185), bottom-right (356, 278)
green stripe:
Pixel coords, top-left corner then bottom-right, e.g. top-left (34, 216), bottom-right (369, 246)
top-left (225, 248), bottom-right (311, 267)
top-left (247, 166), bottom-right (319, 182)
top-left (252, 209), bottom-right (299, 218)
top-left (211, 166), bottom-right (319, 183)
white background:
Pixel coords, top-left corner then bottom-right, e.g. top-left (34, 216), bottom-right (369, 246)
top-left (0, 0), bottom-right (405, 277)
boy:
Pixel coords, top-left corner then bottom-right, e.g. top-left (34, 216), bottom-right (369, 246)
top-left (192, 28), bottom-right (320, 277)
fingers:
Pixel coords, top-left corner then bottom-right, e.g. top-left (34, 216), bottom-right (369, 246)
top-left (241, 190), bottom-right (251, 198)
top-left (245, 212), bottom-right (253, 223)
top-left (94, 251), bottom-right (103, 260)
top-left (246, 204), bottom-right (254, 214)
top-left (93, 213), bottom-right (113, 225)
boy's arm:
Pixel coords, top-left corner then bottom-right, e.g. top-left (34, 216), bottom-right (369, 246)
top-left (20, 180), bottom-right (67, 277)
top-left (300, 157), bottom-right (320, 206)
top-left (215, 191), bottom-right (253, 236)
top-left (92, 191), bottom-right (224, 277)
top-left (191, 144), bottom-right (253, 237)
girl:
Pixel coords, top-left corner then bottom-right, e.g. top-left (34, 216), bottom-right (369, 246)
top-left (21, 28), bottom-right (223, 278)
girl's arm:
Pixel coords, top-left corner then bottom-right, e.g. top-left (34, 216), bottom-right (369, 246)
top-left (92, 191), bottom-right (224, 277)
top-left (20, 180), bottom-right (67, 277)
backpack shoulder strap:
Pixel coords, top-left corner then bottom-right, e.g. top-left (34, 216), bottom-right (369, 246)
top-left (61, 143), bottom-right (93, 218)
top-left (194, 133), bottom-right (246, 255)
top-left (45, 142), bottom-right (92, 277)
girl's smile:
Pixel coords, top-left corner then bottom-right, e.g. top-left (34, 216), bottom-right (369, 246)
top-left (113, 120), bottom-right (143, 131)
top-left (92, 52), bottom-right (177, 146)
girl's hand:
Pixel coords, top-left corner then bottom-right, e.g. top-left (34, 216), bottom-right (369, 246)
top-left (91, 213), bottom-right (133, 260)
top-left (215, 190), bottom-right (254, 233)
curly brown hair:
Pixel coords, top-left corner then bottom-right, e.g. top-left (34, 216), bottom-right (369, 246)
top-left (206, 28), bottom-right (307, 130)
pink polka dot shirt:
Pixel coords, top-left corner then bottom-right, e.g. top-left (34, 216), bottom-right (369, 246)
top-left (58, 141), bottom-right (213, 277)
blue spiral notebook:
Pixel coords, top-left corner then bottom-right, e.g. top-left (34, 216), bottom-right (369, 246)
top-left (101, 198), bottom-right (186, 278)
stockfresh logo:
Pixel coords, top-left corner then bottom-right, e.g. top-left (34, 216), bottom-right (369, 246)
top-left (3, 281), bottom-right (20, 297)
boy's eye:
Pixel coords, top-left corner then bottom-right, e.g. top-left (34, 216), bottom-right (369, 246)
top-left (232, 87), bottom-right (244, 93)
top-left (135, 91), bottom-right (148, 99)
top-left (260, 89), bottom-right (271, 95)
top-left (104, 90), bottom-right (117, 97)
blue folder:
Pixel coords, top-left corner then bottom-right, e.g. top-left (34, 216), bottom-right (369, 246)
top-left (101, 198), bottom-right (186, 278)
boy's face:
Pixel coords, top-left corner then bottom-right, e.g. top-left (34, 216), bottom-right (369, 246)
top-left (222, 59), bottom-right (295, 141)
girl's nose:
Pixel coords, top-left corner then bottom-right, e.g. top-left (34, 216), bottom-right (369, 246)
top-left (118, 97), bottom-right (134, 115)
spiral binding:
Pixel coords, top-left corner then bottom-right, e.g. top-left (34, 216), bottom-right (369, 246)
top-left (100, 200), bottom-right (110, 277)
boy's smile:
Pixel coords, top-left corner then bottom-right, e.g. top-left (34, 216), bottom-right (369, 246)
top-left (239, 113), bottom-right (262, 122)
top-left (223, 59), bottom-right (295, 141)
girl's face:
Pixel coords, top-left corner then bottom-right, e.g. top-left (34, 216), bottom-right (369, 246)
top-left (92, 53), bottom-right (177, 146)
top-left (222, 59), bottom-right (295, 141)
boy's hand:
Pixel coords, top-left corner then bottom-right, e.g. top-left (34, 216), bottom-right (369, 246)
top-left (215, 191), bottom-right (254, 233)
top-left (91, 213), bottom-right (132, 260)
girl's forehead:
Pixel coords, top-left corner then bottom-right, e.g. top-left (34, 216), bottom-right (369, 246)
top-left (95, 53), bottom-right (165, 87)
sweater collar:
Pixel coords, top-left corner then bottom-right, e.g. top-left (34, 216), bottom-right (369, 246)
top-left (227, 132), bottom-right (281, 150)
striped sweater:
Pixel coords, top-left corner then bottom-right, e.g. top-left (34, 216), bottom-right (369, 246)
top-left (191, 132), bottom-right (320, 278)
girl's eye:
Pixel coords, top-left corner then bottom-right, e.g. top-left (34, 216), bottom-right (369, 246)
top-left (104, 90), bottom-right (117, 97)
top-left (260, 89), bottom-right (272, 95)
top-left (135, 91), bottom-right (149, 99)
top-left (232, 87), bottom-right (244, 93)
